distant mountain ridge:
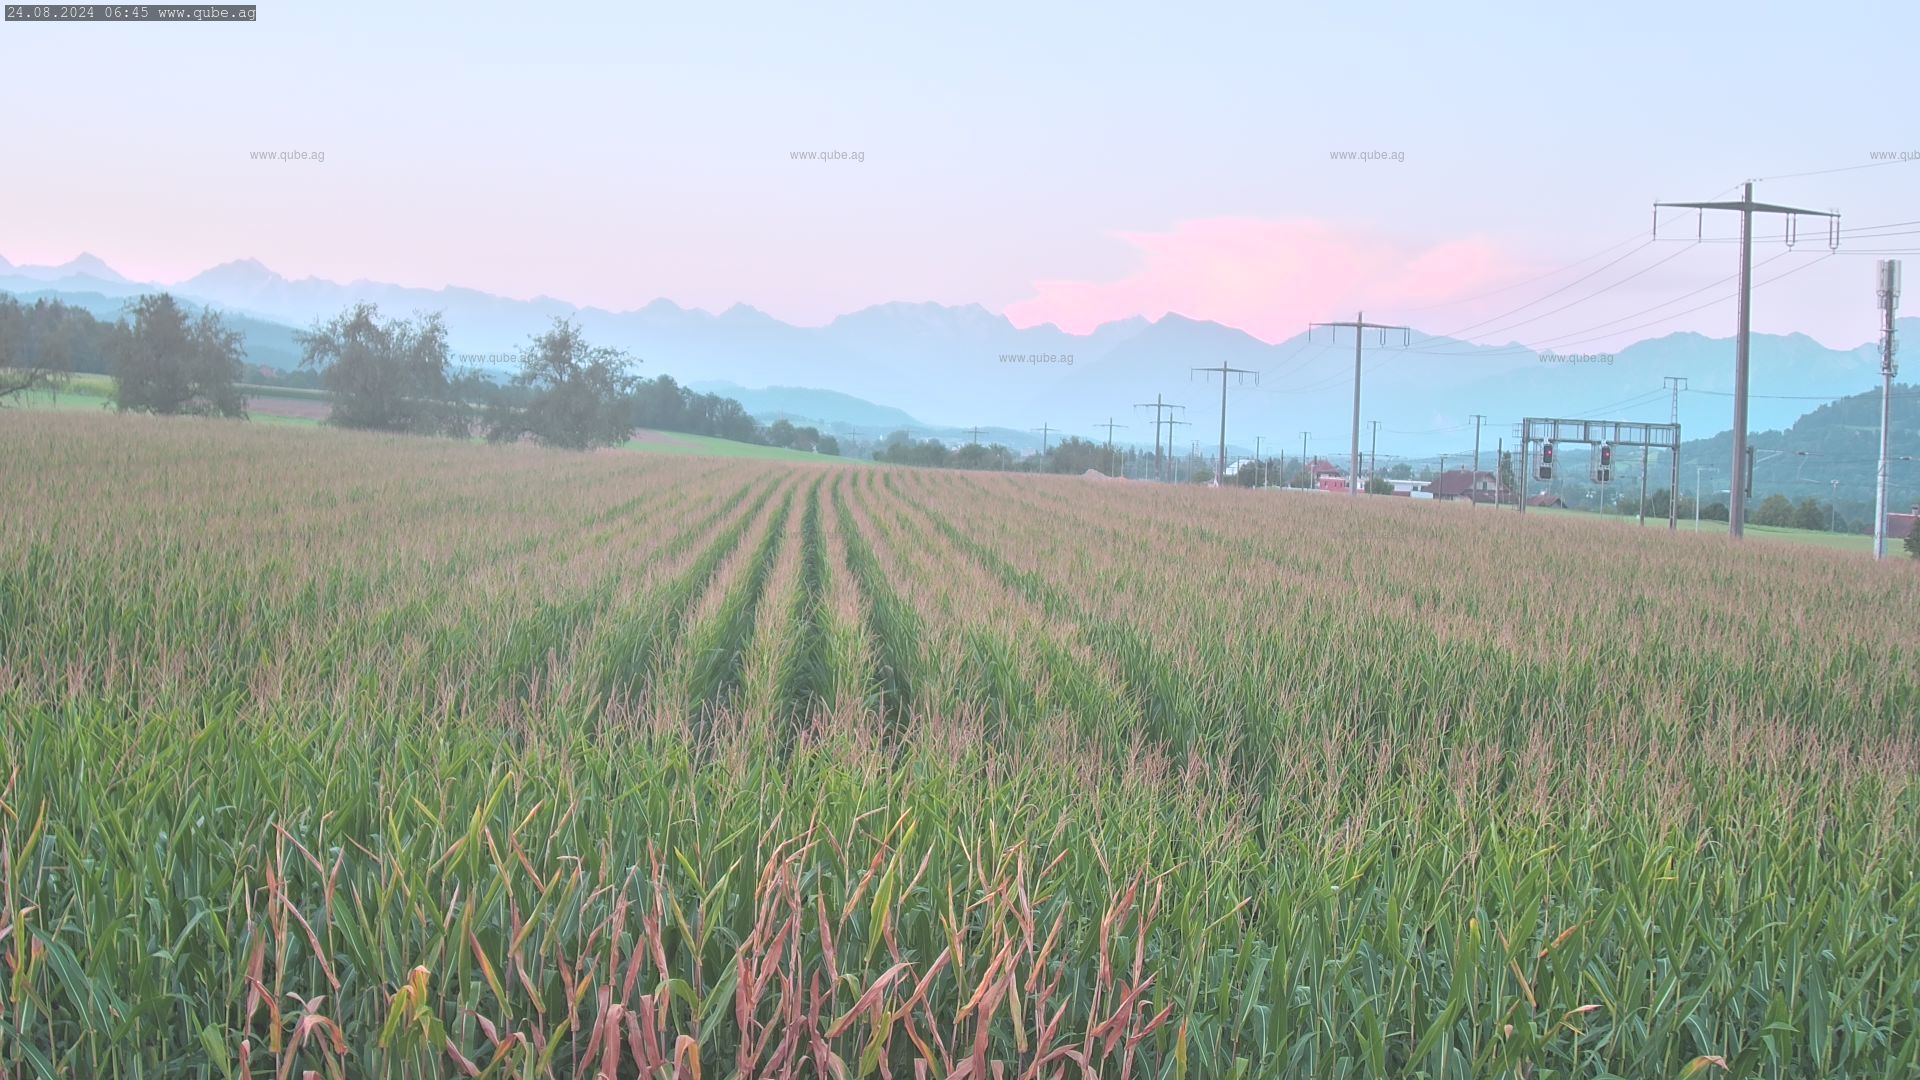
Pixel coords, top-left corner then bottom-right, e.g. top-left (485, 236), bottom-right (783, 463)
top-left (686, 382), bottom-right (925, 430)
top-left (3, 252), bottom-right (1912, 455)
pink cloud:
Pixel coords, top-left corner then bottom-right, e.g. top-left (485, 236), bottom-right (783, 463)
top-left (1002, 217), bottom-right (1525, 342)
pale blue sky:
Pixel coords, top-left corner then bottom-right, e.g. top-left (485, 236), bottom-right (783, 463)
top-left (2, 0), bottom-right (1913, 346)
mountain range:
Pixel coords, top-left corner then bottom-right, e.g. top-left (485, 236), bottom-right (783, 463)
top-left (3, 253), bottom-right (1912, 458)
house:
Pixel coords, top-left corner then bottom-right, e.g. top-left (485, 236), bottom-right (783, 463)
top-left (1887, 505), bottom-right (1919, 541)
top-left (1308, 458), bottom-right (1348, 491)
top-left (1527, 492), bottom-right (1567, 509)
top-left (1427, 469), bottom-right (1508, 504)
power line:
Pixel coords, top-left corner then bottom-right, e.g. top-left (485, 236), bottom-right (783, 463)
top-left (1655, 182), bottom-right (1840, 539)
top-left (1408, 245), bottom-right (1804, 358)
top-left (1416, 243), bottom-right (1701, 349)
top-left (1514, 249), bottom-right (1798, 351)
top-left (1683, 387), bottom-right (1920, 401)
top-left (1376, 193), bottom-right (1744, 325)
top-left (1191, 361), bottom-right (1258, 485)
top-left (1310, 312), bottom-right (1410, 497)
top-left (1418, 251), bottom-right (1832, 361)
top-left (1414, 240), bottom-right (1661, 344)
top-left (1387, 232), bottom-right (1653, 315)
top-left (1132, 394), bottom-right (1185, 482)
top-left (1752, 157), bottom-right (1917, 183)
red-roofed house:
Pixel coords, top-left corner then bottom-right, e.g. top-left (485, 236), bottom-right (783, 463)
top-left (1527, 492), bottom-right (1567, 509)
top-left (1888, 506), bottom-right (1919, 541)
top-left (1308, 458), bottom-right (1348, 493)
top-left (1427, 469), bottom-right (1510, 504)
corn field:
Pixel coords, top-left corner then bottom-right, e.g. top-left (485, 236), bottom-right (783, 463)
top-left (1, 410), bottom-right (1917, 1078)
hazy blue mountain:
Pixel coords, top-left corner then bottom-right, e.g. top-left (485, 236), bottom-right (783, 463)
top-left (1527, 383), bottom-right (1920, 517)
top-left (1675, 383), bottom-right (1920, 508)
top-left (1, 253), bottom-right (130, 286)
top-left (687, 381), bottom-right (925, 431)
top-left (0, 286), bottom-right (309, 372)
top-left (5, 253), bottom-right (1910, 458)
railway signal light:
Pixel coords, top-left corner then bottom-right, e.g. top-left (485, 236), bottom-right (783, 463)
top-left (1537, 440), bottom-right (1555, 480)
top-left (1595, 442), bottom-right (1613, 484)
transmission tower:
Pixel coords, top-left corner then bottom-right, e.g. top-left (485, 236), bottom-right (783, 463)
top-left (1311, 312), bottom-right (1410, 495)
top-left (1191, 361), bottom-right (1259, 486)
top-left (1655, 184), bottom-right (1839, 538)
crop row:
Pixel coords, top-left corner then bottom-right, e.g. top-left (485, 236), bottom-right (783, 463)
top-left (1, 412), bottom-right (1917, 1076)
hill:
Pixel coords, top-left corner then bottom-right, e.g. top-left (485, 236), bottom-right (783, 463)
top-left (1523, 384), bottom-right (1920, 528)
top-left (7, 254), bottom-right (1910, 451)
top-left (685, 381), bottom-right (925, 432)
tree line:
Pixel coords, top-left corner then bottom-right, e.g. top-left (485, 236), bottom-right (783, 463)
top-left (0, 294), bottom-right (840, 454)
top-left (869, 433), bottom-right (1137, 474)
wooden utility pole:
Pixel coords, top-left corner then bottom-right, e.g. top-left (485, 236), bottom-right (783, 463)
top-left (1663, 377), bottom-right (1686, 531)
top-left (1133, 395), bottom-right (1184, 483)
top-left (1311, 312), bottom-right (1409, 496)
top-left (1095, 418), bottom-right (1127, 477)
top-left (1655, 184), bottom-right (1839, 538)
top-left (1876, 261), bottom-right (1902, 559)
top-left (1192, 362), bottom-right (1258, 486)
top-left (1368, 420), bottom-right (1381, 493)
top-left (1469, 414), bottom-right (1486, 507)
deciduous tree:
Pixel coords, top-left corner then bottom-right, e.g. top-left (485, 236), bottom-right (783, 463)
top-left (113, 294), bottom-right (246, 418)
top-left (487, 318), bottom-right (638, 450)
top-left (298, 303), bottom-right (469, 436)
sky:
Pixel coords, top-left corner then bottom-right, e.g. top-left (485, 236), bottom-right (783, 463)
top-left (2, 0), bottom-right (1915, 351)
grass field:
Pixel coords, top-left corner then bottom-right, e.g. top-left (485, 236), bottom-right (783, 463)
top-left (8, 383), bottom-right (841, 464)
top-left (619, 429), bottom-right (851, 463)
top-left (1524, 505), bottom-right (1877, 553)
top-left (1, 411), bottom-right (1917, 1077)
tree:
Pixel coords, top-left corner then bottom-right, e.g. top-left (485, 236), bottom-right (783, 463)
top-left (1036, 436), bottom-right (1108, 475)
top-left (1790, 497), bottom-right (1827, 532)
top-left (298, 304), bottom-right (469, 436)
top-left (114, 294), bottom-right (246, 417)
top-left (950, 442), bottom-right (1011, 470)
top-left (1751, 494), bottom-right (1795, 528)
top-left (816, 435), bottom-right (841, 457)
top-left (1365, 477), bottom-right (1394, 495)
top-left (1496, 452), bottom-right (1515, 503)
top-left (1907, 525), bottom-right (1920, 559)
top-left (1701, 501), bottom-right (1730, 522)
top-left (0, 296), bottom-right (126, 397)
top-left (629, 375), bottom-right (690, 433)
top-left (0, 343), bottom-right (63, 404)
top-left (487, 319), bottom-right (638, 449)
top-left (0, 299), bottom-right (69, 404)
